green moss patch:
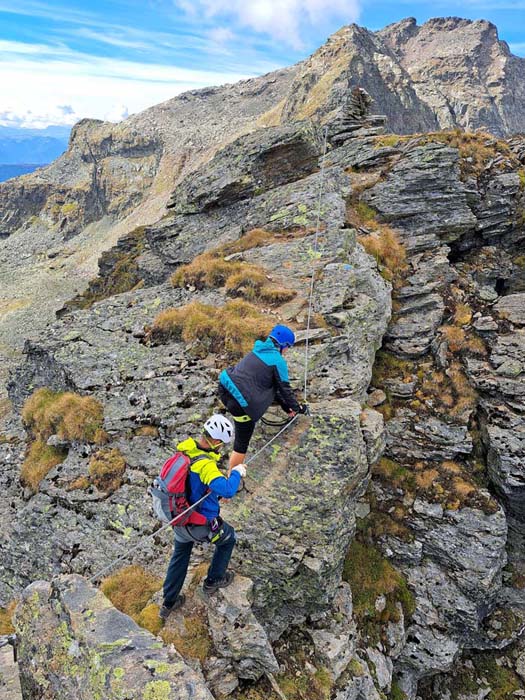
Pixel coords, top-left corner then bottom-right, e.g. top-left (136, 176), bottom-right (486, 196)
top-left (64, 226), bottom-right (146, 312)
top-left (343, 540), bottom-right (415, 646)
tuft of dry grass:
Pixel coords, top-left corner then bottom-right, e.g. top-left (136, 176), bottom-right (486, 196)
top-left (454, 303), bottom-right (473, 326)
top-left (172, 250), bottom-right (296, 306)
top-left (134, 425), bottom-right (159, 437)
top-left (22, 388), bottom-right (105, 444)
top-left (422, 129), bottom-right (516, 178)
top-left (415, 468), bottom-right (439, 490)
top-left (225, 268), bottom-right (295, 304)
top-left (441, 325), bottom-right (466, 352)
top-left (21, 388), bottom-right (106, 492)
top-left (447, 362), bottom-right (478, 419)
top-left (160, 614), bottom-right (212, 662)
top-left (20, 439), bottom-right (67, 491)
top-left (441, 460), bottom-right (462, 474)
top-left (0, 601), bottom-right (16, 634)
top-left (222, 228), bottom-right (273, 253)
top-left (101, 565), bottom-right (162, 621)
top-left (358, 225), bottom-right (407, 284)
top-left (149, 300), bottom-right (273, 358)
top-left (136, 603), bottom-right (163, 636)
top-left (171, 253), bottom-right (239, 289)
top-left (89, 448), bottom-right (126, 493)
top-left (66, 476), bottom-right (90, 491)
top-left (465, 333), bottom-right (487, 356)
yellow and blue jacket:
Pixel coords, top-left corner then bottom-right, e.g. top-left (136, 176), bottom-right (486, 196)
top-left (178, 437), bottom-right (241, 521)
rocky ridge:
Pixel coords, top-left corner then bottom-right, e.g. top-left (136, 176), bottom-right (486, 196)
top-left (1, 19), bottom-right (525, 700)
top-left (1, 108), bottom-right (525, 700)
top-left (1, 16), bottom-right (524, 400)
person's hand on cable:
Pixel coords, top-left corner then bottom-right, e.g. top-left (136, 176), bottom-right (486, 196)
top-left (288, 403), bottom-right (309, 418)
top-left (232, 463), bottom-right (247, 478)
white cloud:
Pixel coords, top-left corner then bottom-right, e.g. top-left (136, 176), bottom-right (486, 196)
top-left (208, 27), bottom-right (235, 45)
top-left (74, 27), bottom-right (153, 51)
top-left (0, 39), bottom-right (261, 128)
top-left (105, 104), bottom-right (129, 122)
top-left (176, 0), bottom-right (361, 49)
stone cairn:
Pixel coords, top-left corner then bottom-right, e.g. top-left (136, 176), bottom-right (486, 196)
top-left (328, 86), bottom-right (387, 145)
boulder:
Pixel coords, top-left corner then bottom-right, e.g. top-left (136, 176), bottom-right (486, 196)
top-left (205, 575), bottom-right (279, 680)
top-left (14, 575), bottom-right (213, 700)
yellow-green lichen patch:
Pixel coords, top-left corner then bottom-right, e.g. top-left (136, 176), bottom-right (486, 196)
top-left (143, 680), bottom-right (172, 700)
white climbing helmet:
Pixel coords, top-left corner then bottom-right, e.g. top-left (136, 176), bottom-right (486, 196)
top-left (204, 414), bottom-right (234, 444)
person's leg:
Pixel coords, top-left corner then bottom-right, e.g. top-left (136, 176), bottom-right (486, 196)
top-left (162, 536), bottom-right (194, 607)
top-left (228, 420), bottom-right (256, 473)
top-left (204, 521), bottom-right (236, 584)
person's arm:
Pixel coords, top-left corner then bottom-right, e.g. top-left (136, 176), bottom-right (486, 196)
top-left (199, 459), bottom-right (242, 498)
top-left (273, 361), bottom-right (301, 413)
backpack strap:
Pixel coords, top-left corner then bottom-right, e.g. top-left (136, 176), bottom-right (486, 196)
top-left (185, 454), bottom-right (213, 512)
top-left (189, 454), bottom-right (212, 467)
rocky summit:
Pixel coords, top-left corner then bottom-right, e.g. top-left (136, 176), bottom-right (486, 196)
top-left (1, 15), bottom-right (525, 700)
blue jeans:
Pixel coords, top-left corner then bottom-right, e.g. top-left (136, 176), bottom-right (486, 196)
top-left (162, 520), bottom-right (236, 607)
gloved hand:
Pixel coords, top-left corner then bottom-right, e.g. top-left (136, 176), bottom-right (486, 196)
top-left (232, 464), bottom-right (247, 478)
top-left (299, 403), bottom-right (310, 415)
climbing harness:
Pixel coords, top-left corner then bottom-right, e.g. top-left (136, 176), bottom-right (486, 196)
top-left (88, 126), bottom-right (329, 585)
top-left (260, 414), bottom-right (293, 428)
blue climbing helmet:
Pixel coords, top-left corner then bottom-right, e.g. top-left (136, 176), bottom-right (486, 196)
top-left (269, 324), bottom-right (295, 350)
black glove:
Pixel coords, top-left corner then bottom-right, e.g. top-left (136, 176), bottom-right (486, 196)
top-left (299, 403), bottom-right (310, 415)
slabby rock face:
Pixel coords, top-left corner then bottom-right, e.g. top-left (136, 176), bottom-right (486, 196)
top-left (14, 575), bottom-right (213, 700)
top-left (3, 119), bottom-right (390, 660)
top-left (1, 16), bottom-right (524, 401)
top-left (226, 398), bottom-right (369, 638)
top-left (3, 100), bottom-right (525, 700)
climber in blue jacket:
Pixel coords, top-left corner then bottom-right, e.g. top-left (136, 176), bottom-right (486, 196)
top-left (218, 324), bottom-right (307, 471)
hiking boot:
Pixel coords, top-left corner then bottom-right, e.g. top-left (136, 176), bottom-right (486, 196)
top-left (158, 593), bottom-right (185, 621)
top-left (202, 570), bottom-right (235, 595)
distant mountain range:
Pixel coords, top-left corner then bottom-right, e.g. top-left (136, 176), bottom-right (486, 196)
top-left (0, 126), bottom-right (70, 181)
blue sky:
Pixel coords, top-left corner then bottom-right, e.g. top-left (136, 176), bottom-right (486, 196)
top-left (0, 0), bottom-right (523, 129)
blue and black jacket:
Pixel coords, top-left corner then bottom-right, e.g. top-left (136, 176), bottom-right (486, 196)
top-left (219, 337), bottom-right (301, 421)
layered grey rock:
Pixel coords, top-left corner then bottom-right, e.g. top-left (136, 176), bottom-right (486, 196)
top-left (14, 575), bottom-right (213, 700)
top-left (206, 576), bottom-right (278, 680)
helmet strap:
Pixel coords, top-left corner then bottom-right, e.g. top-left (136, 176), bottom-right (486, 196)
top-left (203, 435), bottom-right (222, 451)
